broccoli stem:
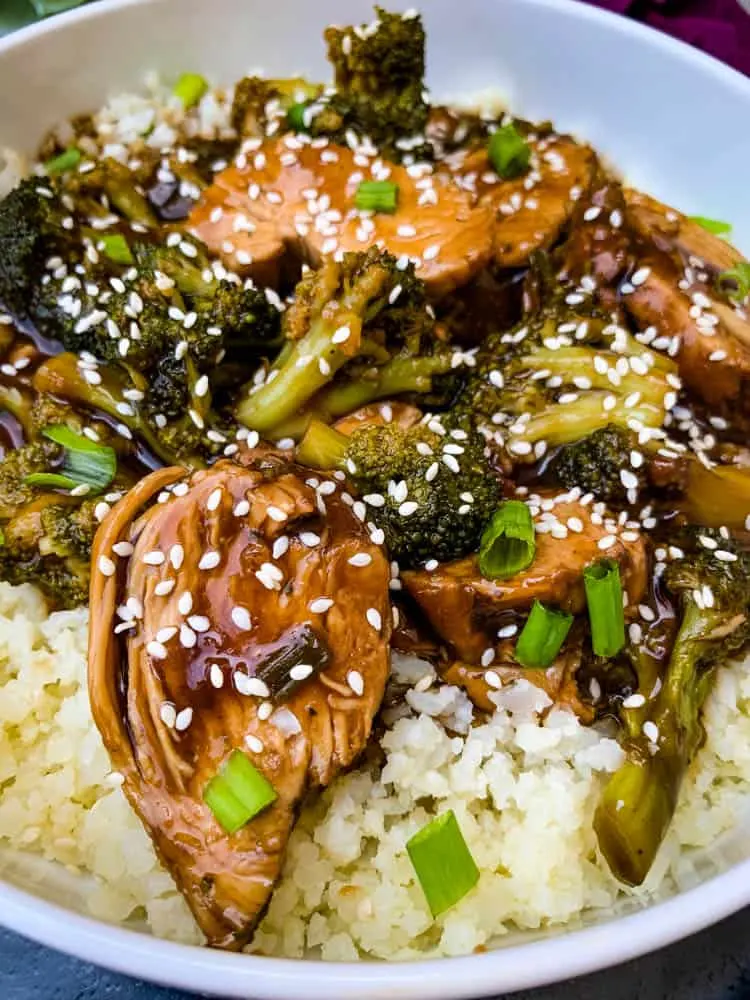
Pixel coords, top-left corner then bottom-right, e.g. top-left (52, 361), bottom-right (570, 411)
top-left (595, 600), bottom-right (719, 885)
top-left (270, 353), bottom-right (453, 441)
top-left (33, 353), bottom-right (204, 468)
top-left (516, 393), bottom-right (663, 448)
top-left (296, 419), bottom-right (349, 470)
top-left (236, 321), bottom-right (354, 433)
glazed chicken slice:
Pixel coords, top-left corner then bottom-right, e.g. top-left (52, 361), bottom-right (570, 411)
top-left (88, 449), bottom-right (391, 949)
top-left (451, 132), bottom-right (597, 269)
top-left (188, 137), bottom-right (494, 297)
top-left (401, 496), bottom-right (647, 662)
top-left (562, 180), bottom-right (750, 421)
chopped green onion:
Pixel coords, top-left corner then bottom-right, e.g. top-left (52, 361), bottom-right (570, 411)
top-left (688, 216), bottom-right (732, 237)
top-left (24, 472), bottom-right (78, 491)
top-left (44, 147), bottom-right (81, 176)
top-left (717, 262), bottom-right (750, 302)
top-left (354, 180), bottom-right (399, 214)
top-left (515, 600), bottom-right (573, 668)
top-left (584, 559), bottom-right (626, 658)
top-left (406, 811), bottom-right (479, 918)
top-left (287, 102), bottom-right (310, 132)
top-left (488, 123), bottom-right (531, 180)
top-left (99, 234), bottom-right (134, 265)
top-left (172, 73), bottom-right (209, 109)
top-left (204, 750), bottom-right (277, 834)
top-left (30, 0), bottom-right (88, 16)
top-left (40, 425), bottom-right (116, 493)
top-left (478, 501), bottom-right (535, 580)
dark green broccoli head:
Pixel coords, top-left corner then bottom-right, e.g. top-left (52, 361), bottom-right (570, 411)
top-left (0, 545), bottom-right (90, 609)
top-left (0, 179), bottom-right (80, 322)
top-left (664, 527), bottom-right (750, 622)
top-left (298, 417), bottom-right (501, 567)
top-left (40, 498), bottom-right (98, 562)
top-left (314, 7), bottom-right (428, 157)
top-left (548, 425), bottom-right (643, 503)
top-left (0, 441), bottom-right (61, 519)
top-left (208, 282), bottom-right (283, 355)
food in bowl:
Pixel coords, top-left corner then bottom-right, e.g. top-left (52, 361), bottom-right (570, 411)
top-left (1, 3), bottom-right (750, 961)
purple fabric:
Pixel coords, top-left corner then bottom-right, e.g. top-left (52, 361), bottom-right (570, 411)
top-left (588, 0), bottom-right (750, 75)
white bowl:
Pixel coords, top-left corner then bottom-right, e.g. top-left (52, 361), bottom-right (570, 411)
top-left (1, 1), bottom-right (750, 996)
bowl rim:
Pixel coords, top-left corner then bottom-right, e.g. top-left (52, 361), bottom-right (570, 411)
top-left (1, 0), bottom-right (750, 996)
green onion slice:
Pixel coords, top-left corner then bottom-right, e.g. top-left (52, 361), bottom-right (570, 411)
top-left (44, 147), bottom-right (81, 176)
top-left (515, 601), bottom-right (573, 668)
top-left (406, 811), bottom-right (480, 918)
top-left (38, 425), bottom-right (116, 493)
top-left (584, 558), bottom-right (626, 658)
top-left (30, 0), bottom-right (88, 17)
top-left (717, 262), bottom-right (750, 302)
top-left (99, 233), bottom-right (134, 265)
top-left (688, 216), bottom-right (732, 237)
top-left (24, 472), bottom-right (78, 490)
top-left (172, 72), bottom-right (209, 109)
top-left (354, 180), bottom-right (399, 214)
top-left (287, 102), bottom-right (310, 132)
top-left (478, 501), bottom-right (535, 579)
top-left (488, 123), bottom-right (531, 180)
top-left (203, 750), bottom-right (277, 834)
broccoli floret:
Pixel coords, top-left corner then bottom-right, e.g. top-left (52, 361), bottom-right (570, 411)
top-left (0, 445), bottom-right (104, 608)
top-left (595, 527), bottom-right (750, 886)
top-left (63, 157), bottom-right (157, 228)
top-left (304, 7), bottom-right (428, 159)
top-left (231, 77), bottom-right (322, 138)
top-left (453, 279), bottom-right (678, 464)
top-left (0, 179), bottom-right (83, 323)
top-left (548, 425), bottom-right (646, 503)
top-left (236, 248), bottom-right (447, 437)
top-left (297, 417), bottom-right (501, 567)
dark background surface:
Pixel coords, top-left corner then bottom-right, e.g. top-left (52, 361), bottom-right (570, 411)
top-left (2, 0), bottom-right (750, 997)
top-left (3, 906), bottom-right (750, 999)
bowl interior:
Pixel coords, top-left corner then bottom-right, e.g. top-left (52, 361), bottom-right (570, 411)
top-left (1, 0), bottom-right (750, 996)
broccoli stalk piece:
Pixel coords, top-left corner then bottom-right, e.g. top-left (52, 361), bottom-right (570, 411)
top-left (32, 353), bottom-right (214, 468)
top-left (236, 249), bottom-right (437, 435)
top-left (297, 417), bottom-right (501, 567)
top-left (594, 528), bottom-right (750, 886)
top-left (315, 7), bottom-right (429, 156)
top-left (454, 292), bottom-right (679, 462)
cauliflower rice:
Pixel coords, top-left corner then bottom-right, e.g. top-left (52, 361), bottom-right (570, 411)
top-left (1, 581), bottom-right (750, 960)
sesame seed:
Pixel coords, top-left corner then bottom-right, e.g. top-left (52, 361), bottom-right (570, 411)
top-left (348, 552), bottom-right (373, 567)
top-left (188, 615), bottom-right (210, 632)
top-left (715, 550), bottom-right (738, 562)
top-left (272, 537), bottom-right (289, 560)
top-left (289, 663), bottom-right (314, 682)
top-left (245, 734), bottom-right (264, 754)
top-left (147, 640), bottom-right (168, 660)
top-left (206, 488), bottom-right (223, 512)
top-left (497, 624), bottom-right (518, 639)
top-left (169, 544), bottom-right (184, 570)
top-left (622, 693), bottom-right (646, 709)
top-left (143, 550), bottom-right (165, 566)
top-left (598, 535), bottom-right (617, 550)
top-left (331, 325), bottom-right (351, 344)
top-left (643, 721), bottom-right (659, 743)
top-left (485, 671), bottom-right (501, 690)
top-left (199, 551), bottom-right (221, 570)
top-left (631, 266), bottom-right (651, 286)
top-left (175, 707), bottom-right (193, 731)
top-left (267, 505), bottom-right (288, 522)
top-left (299, 531), bottom-right (321, 547)
top-left (347, 670), bottom-right (365, 696)
top-left (443, 454), bottom-right (460, 473)
top-left (98, 555), bottom-right (116, 577)
top-left (366, 607), bottom-right (382, 631)
top-left (231, 606), bottom-right (252, 630)
top-left (234, 500), bottom-right (250, 516)
top-left (154, 579), bottom-right (176, 596)
top-left (481, 648), bottom-right (495, 667)
top-left (112, 541), bottom-right (134, 558)
top-left (209, 664), bottom-right (224, 688)
top-left (309, 597), bottom-right (334, 613)
top-left (258, 701), bottom-right (273, 720)
top-left (159, 703), bottom-right (176, 727)
top-left (399, 500), bottom-right (419, 516)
